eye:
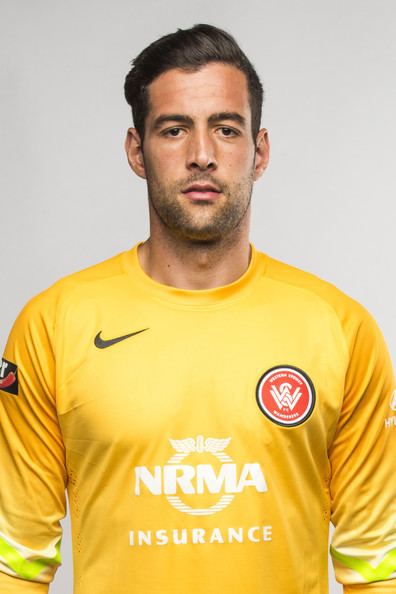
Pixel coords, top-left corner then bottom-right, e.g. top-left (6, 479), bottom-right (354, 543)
top-left (218, 127), bottom-right (238, 137)
top-left (163, 127), bottom-right (184, 137)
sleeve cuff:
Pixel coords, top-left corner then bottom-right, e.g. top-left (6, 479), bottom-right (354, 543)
top-left (0, 572), bottom-right (49, 593)
top-left (344, 581), bottom-right (396, 593)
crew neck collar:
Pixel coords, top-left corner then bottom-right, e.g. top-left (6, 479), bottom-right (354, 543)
top-left (122, 242), bottom-right (266, 307)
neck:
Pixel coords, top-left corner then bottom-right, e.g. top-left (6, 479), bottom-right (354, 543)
top-left (137, 219), bottom-right (251, 291)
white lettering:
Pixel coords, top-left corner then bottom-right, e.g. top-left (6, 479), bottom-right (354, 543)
top-left (0, 360), bottom-right (8, 378)
top-left (164, 465), bottom-right (195, 495)
top-left (135, 466), bottom-right (161, 495)
top-left (196, 463), bottom-right (236, 494)
top-left (129, 525), bottom-right (273, 546)
top-left (209, 528), bottom-right (224, 544)
top-left (236, 463), bottom-right (267, 493)
top-left (155, 530), bottom-right (168, 546)
top-left (385, 416), bottom-right (396, 428)
top-left (247, 526), bottom-right (260, 542)
top-left (192, 528), bottom-right (206, 544)
top-left (228, 527), bottom-right (243, 543)
top-left (138, 531), bottom-right (151, 546)
top-left (263, 526), bottom-right (272, 541)
top-left (134, 463), bottom-right (267, 496)
top-left (172, 529), bottom-right (187, 545)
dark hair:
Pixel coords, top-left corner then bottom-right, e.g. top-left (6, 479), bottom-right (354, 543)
top-left (124, 24), bottom-right (263, 144)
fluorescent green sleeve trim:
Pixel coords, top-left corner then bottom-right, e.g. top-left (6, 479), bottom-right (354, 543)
top-left (0, 537), bottom-right (61, 581)
top-left (331, 545), bottom-right (396, 583)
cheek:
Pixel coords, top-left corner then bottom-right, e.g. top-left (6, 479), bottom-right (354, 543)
top-left (144, 156), bottom-right (182, 191)
top-left (222, 146), bottom-right (255, 174)
top-left (145, 144), bottom-right (183, 175)
top-left (143, 151), bottom-right (169, 177)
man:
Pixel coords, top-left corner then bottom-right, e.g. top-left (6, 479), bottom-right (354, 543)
top-left (0, 23), bottom-right (395, 594)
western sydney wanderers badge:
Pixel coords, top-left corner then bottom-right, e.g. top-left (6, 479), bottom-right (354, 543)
top-left (256, 365), bottom-right (315, 427)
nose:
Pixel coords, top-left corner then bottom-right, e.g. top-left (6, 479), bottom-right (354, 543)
top-left (186, 128), bottom-right (217, 172)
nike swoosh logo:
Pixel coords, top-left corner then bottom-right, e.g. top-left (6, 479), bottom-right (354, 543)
top-left (94, 328), bottom-right (149, 349)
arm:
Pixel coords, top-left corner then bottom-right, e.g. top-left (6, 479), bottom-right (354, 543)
top-left (329, 306), bottom-right (396, 592)
top-left (0, 292), bottom-right (67, 592)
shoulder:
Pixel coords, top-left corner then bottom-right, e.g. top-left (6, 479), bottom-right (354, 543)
top-left (263, 254), bottom-right (358, 308)
top-left (51, 249), bottom-right (127, 295)
top-left (11, 249), bottom-right (128, 333)
top-left (260, 251), bottom-right (382, 352)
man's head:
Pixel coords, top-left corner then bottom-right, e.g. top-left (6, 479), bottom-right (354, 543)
top-left (124, 25), bottom-right (269, 244)
top-left (124, 24), bottom-right (264, 145)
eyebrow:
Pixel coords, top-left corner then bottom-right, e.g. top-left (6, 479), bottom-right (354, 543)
top-left (152, 111), bottom-right (246, 129)
top-left (208, 112), bottom-right (246, 127)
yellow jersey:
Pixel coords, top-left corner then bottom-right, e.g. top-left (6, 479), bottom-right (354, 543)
top-left (0, 242), bottom-right (395, 594)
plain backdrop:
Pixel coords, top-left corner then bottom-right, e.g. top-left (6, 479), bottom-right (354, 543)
top-left (1, 1), bottom-right (395, 593)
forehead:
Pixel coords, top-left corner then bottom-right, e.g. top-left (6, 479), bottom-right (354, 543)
top-left (146, 63), bottom-right (250, 121)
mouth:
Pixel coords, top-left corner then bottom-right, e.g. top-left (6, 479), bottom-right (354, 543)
top-left (181, 183), bottom-right (222, 201)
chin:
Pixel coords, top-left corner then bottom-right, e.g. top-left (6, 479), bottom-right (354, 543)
top-left (172, 226), bottom-right (223, 243)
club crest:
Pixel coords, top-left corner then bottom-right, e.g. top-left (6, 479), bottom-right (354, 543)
top-left (256, 365), bottom-right (315, 427)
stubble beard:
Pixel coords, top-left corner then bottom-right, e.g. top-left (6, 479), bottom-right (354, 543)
top-left (145, 169), bottom-right (255, 244)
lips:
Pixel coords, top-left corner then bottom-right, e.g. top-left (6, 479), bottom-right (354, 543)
top-left (183, 183), bottom-right (221, 192)
top-left (182, 183), bottom-right (221, 201)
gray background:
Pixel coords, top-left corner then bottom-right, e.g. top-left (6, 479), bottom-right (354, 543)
top-left (1, 1), bottom-right (395, 592)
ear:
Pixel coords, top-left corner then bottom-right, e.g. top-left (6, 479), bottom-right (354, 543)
top-left (125, 128), bottom-right (146, 179)
top-left (253, 128), bottom-right (270, 181)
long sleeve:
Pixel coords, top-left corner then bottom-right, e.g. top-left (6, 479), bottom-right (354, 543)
top-left (329, 306), bottom-right (396, 592)
top-left (0, 292), bottom-right (67, 592)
